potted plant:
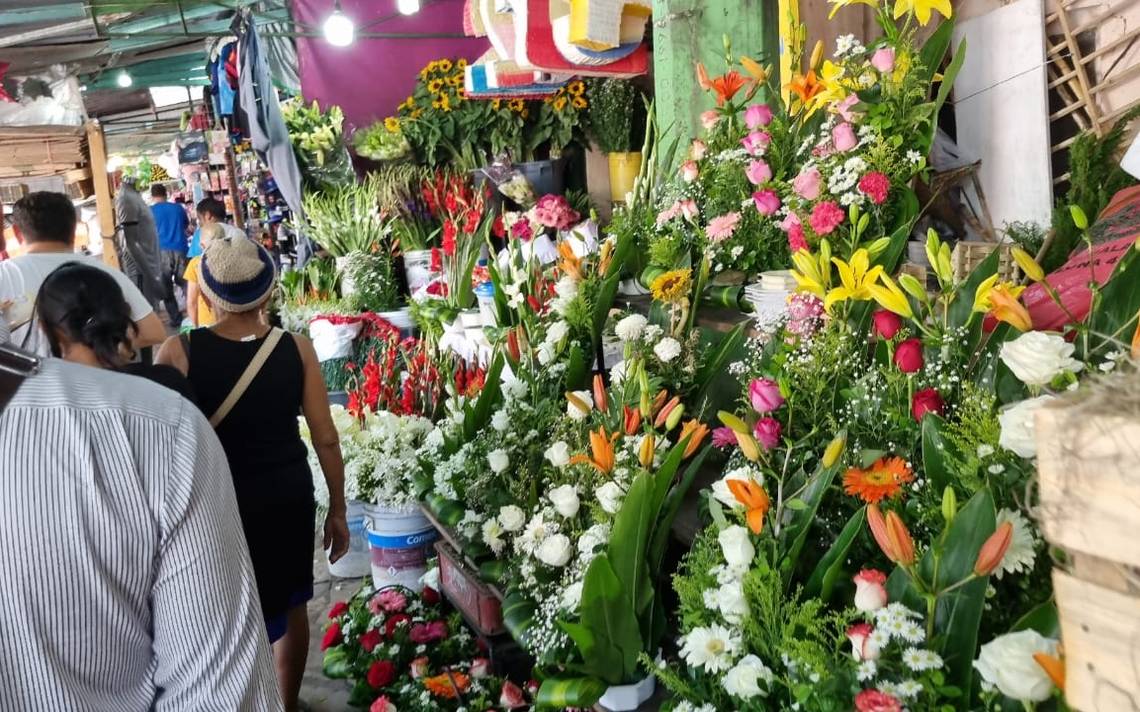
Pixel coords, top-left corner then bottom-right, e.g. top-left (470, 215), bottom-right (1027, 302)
top-left (586, 78), bottom-right (643, 203)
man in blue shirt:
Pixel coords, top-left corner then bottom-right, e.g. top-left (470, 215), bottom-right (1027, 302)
top-left (150, 184), bottom-right (189, 326)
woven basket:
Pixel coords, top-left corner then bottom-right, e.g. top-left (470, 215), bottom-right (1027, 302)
top-left (950, 241), bottom-right (1020, 282)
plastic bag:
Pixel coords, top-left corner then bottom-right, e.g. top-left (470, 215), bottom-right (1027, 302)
top-left (309, 317), bottom-right (362, 362)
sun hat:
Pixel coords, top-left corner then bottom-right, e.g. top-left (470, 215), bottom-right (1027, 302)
top-left (198, 236), bottom-right (277, 313)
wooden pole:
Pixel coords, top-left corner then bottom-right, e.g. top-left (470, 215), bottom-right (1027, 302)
top-left (84, 120), bottom-right (119, 268)
top-left (224, 143), bottom-right (244, 230)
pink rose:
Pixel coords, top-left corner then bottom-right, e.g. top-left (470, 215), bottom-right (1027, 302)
top-left (832, 122), bottom-right (857, 152)
top-left (690, 139), bottom-right (708, 160)
top-left (745, 103), bottom-right (774, 129)
top-left (376, 588), bottom-right (407, 613)
top-left (809, 201), bottom-right (845, 235)
top-left (470, 658), bottom-right (492, 679)
top-left (752, 189), bottom-right (781, 216)
top-left (679, 199), bottom-right (699, 221)
top-left (748, 377), bottom-right (784, 414)
top-left (793, 167), bottom-right (822, 200)
top-left (836, 94), bottom-right (860, 122)
top-left (779, 211), bottom-right (801, 233)
top-left (410, 656), bottom-right (430, 679)
top-left (746, 159), bottom-right (772, 186)
top-left (846, 622), bottom-right (881, 661)
top-left (853, 569), bottom-right (889, 612)
top-left (741, 130), bottom-right (771, 156)
top-left (712, 426), bottom-right (737, 449)
top-left (370, 696), bottom-right (398, 712)
top-left (871, 47), bottom-right (896, 73)
top-left (700, 110), bottom-right (720, 131)
top-left (788, 224), bottom-right (808, 252)
top-left (500, 680), bottom-right (527, 708)
top-left (752, 417), bottom-right (782, 450)
top-left (680, 160), bottom-right (700, 183)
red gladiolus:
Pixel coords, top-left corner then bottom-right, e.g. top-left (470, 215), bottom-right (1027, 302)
top-left (442, 220), bottom-right (458, 256)
top-left (367, 659), bottom-right (397, 689)
top-left (893, 338), bottom-right (924, 373)
top-left (911, 388), bottom-right (944, 422)
top-left (328, 601), bottom-right (349, 619)
top-left (359, 628), bottom-right (383, 653)
top-left (430, 247), bottom-right (443, 273)
top-left (872, 309), bottom-right (902, 340)
top-left (492, 215), bottom-right (506, 238)
top-left (320, 622), bottom-right (342, 651)
top-left (463, 209), bottom-right (482, 234)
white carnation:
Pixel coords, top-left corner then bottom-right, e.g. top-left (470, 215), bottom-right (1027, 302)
top-left (498, 505), bottom-right (526, 532)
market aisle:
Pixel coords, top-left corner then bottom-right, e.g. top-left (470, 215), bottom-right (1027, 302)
top-left (301, 537), bottom-right (354, 712)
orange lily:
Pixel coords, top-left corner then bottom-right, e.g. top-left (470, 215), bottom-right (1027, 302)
top-left (989, 283), bottom-right (1033, 332)
top-left (570, 427), bottom-right (620, 475)
top-left (1033, 651), bottom-right (1065, 691)
top-left (592, 374), bottom-right (608, 413)
top-left (1131, 309), bottom-right (1140, 358)
top-left (558, 241), bottom-right (582, 281)
top-left (695, 63), bottom-right (753, 106)
top-left (867, 504), bottom-right (895, 560)
top-left (650, 389), bottom-right (669, 419)
top-left (740, 56), bottom-right (770, 84)
top-left (623, 406), bottom-right (642, 436)
top-left (885, 510), bottom-right (915, 565)
top-left (973, 521), bottom-right (1013, 576)
top-left (679, 419), bottom-right (710, 458)
top-left (787, 70), bottom-right (824, 106)
top-left (728, 478), bottom-right (770, 534)
top-left (696, 62), bottom-right (712, 91)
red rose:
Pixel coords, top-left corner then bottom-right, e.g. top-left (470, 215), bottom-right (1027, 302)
top-left (893, 338), bottom-right (924, 374)
top-left (320, 622), bottom-right (343, 651)
top-left (422, 586), bottom-right (441, 606)
top-left (855, 689), bottom-right (903, 712)
top-left (360, 629), bottom-right (383, 653)
top-left (384, 613), bottom-right (411, 638)
top-left (912, 388), bottom-right (944, 421)
top-left (500, 680), bottom-right (527, 708)
top-left (367, 660), bottom-right (397, 689)
top-left (328, 601), bottom-right (349, 619)
top-left (871, 309), bottom-right (902, 340)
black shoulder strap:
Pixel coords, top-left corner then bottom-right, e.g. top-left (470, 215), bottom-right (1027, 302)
top-left (0, 342), bottom-right (41, 415)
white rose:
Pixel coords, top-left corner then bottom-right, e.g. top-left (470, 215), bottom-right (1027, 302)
top-left (561, 580), bottom-right (584, 611)
top-left (548, 484), bottom-right (580, 518)
top-left (567, 390), bottom-right (594, 420)
top-left (491, 409), bottom-right (510, 432)
top-left (998, 395), bottom-right (1054, 458)
top-left (498, 505), bottom-right (526, 532)
top-left (718, 525), bottom-right (756, 570)
top-left (536, 534), bottom-right (572, 567)
top-left (716, 580), bottom-right (750, 624)
top-left (545, 441), bottom-right (571, 467)
top-left (973, 630), bottom-right (1059, 702)
top-left (615, 314), bottom-right (648, 342)
top-left (545, 320), bottom-right (570, 346)
top-left (596, 481), bottom-right (625, 514)
top-left (1000, 331), bottom-right (1084, 387)
top-left (610, 360), bottom-right (628, 386)
top-left (722, 655), bottom-right (773, 700)
top-left (538, 343), bottom-right (556, 366)
top-left (487, 449), bottom-right (509, 473)
top-left (654, 336), bottom-right (683, 363)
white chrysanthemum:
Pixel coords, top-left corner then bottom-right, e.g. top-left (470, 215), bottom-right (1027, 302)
top-left (895, 679), bottom-right (924, 699)
top-left (610, 360), bottom-right (628, 386)
top-left (898, 620), bottom-right (925, 644)
top-left (902, 647), bottom-right (943, 671)
top-left (482, 519), bottom-right (505, 555)
top-left (615, 314), bottom-right (648, 342)
top-left (654, 337), bottom-right (683, 363)
top-left (857, 660), bottom-right (878, 682)
top-left (643, 324), bottom-right (664, 342)
top-left (679, 624), bottom-right (742, 673)
top-left (994, 508), bottom-right (1038, 579)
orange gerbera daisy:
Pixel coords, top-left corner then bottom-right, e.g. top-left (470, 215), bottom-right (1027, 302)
top-left (843, 457), bottom-right (914, 503)
top-left (424, 672), bottom-right (470, 699)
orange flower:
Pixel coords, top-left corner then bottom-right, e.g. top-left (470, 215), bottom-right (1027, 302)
top-left (843, 457), bottom-right (915, 504)
top-left (787, 71), bottom-right (824, 105)
top-left (558, 241), bottom-right (582, 281)
top-left (885, 510), bottom-right (915, 565)
top-left (638, 434), bottom-right (655, 468)
top-left (695, 63), bottom-right (754, 106)
top-left (973, 521), bottom-right (1013, 576)
top-left (570, 427), bottom-right (620, 475)
top-left (1131, 309), bottom-right (1140, 358)
top-left (1033, 652), bottom-right (1065, 691)
top-left (728, 478), bottom-right (770, 534)
top-left (654, 395), bottom-right (681, 429)
top-left (867, 504), bottom-right (894, 559)
top-left (679, 419), bottom-right (710, 458)
top-left (623, 406), bottom-right (642, 436)
top-left (989, 283), bottom-right (1033, 332)
top-left (593, 374), bottom-right (608, 413)
top-left (424, 672), bottom-right (470, 699)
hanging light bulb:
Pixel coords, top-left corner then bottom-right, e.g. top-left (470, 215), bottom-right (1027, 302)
top-left (323, 1), bottom-right (355, 47)
top-left (117, 71), bottom-right (132, 88)
top-left (397, 0), bottom-right (420, 15)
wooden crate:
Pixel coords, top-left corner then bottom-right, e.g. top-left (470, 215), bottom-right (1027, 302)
top-left (1036, 401), bottom-right (1140, 711)
top-left (435, 541), bottom-right (505, 637)
top-left (951, 241), bottom-right (1019, 282)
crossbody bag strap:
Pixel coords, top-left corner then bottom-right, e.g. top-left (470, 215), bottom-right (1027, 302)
top-left (208, 328), bottom-right (284, 428)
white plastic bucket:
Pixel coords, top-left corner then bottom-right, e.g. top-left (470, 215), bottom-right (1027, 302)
top-left (327, 500), bottom-right (372, 579)
top-left (364, 504), bottom-right (438, 590)
top-left (597, 673), bottom-right (656, 711)
top-left (378, 307), bottom-right (415, 337)
top-left (403, 249), bottom-right (434, 294)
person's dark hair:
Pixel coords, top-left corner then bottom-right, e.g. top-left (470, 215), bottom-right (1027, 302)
top-left (151, 183), bottom-right (168, 199)
top-left (36, 263), bottom-right (137, 367)
top-left (11, 191), bottom-right (77, 244)
top-left (196, 197), bottom-right (226, 221)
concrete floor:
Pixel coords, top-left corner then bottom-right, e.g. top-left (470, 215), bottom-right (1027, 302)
top-left (300, 544), bottom-right (358, 712)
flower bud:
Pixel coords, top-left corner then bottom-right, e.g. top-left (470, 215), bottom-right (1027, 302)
top-left (866, 504), bottom-right (896, 562)
top-left (973, 521), bottom-right (1013, 576)
top-left (592, 374), bottom-right (608, 413)
top-left (898, 273), bottom-right (929, 303)
top-left (623, 406), bottom-right (642, 436)
top-left (1011, 247), bottom-right (1045, 282)
top-left (810, 40), bottom-right (824, 70)
top-left (822, 432), bottom-right (846, 468)
top-left (941, 486), bottom-right (957, 525)
top-left (665, 403), bottom-right (686, 431)
top-left (654, 395), bottom-right (681, 429)
top-left (717, 410), bottom-right (751, 435)
top-left (885, 510), bottom-right (915, 565)
top-left (735, 431), bottom-right (761, 462)
top-left (639, 435), bottom-right (656, 468)
top-left (1069, 204), bottom-right (1088, 230)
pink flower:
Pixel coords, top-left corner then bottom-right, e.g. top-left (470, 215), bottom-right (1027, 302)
top-left (470, 658), bottom-right (492, 679)
top-left (712, 426), bottom-right (737, 449)
top-left (745, 103), bottom-right (774, 129)
top-left (746, 159), bottom-right (772, 186)
top-left (410, 656), bottom-right (430, 679)
top-left (370, 696), bottom-right (398, 712)
top-left (853, 569), bottom-right (889, 612)
top-left (375, 588), bottom-right (408, 613)
top-left (779, 212), bottom-right (801, 233)
top-left (533, 194), bottom-right (580, 230)
top-left (788, 224), bottom-right (808, 252)
top-left (741, 130), bottom-right (771, 156)
top-left (809, 201), bottom-right (845, 235)
top-left (855, 689), bottom-right (903, 712)
top-left (690, 139), bottom-right (708, 160)
top-left (656, 201), bottom-right (681, 227)
top-left (500, 680), bottom-right (527, 708)
top-left (786, 293), bottom-right (824, 338)
top-left (792, 167), bottom-right (822, 200)
top-left (511, 220), bottom-right (534, 241)
top-left (706, 212), bottom-right (741, 242)
top-left (748, 377), bottom-right (784, 414)
top-left (871, 47), bottom-right (896, 73)
top-left (846, 622), bottom-right (881, 661)
top-left (752, 189), bottom-right (781, 216)
top-left (858, 172), bottom-right (891, 205)
top-left (700, 110), bottom-right (720, 130)
top-left (832, 122), bottom-right (857, 152)
top-left (836, 94), bottom-right (861, 122)
top-left (753, 417), bottom-right (782, 450)
top-left (680, 160), bottom-right (700, 183)
top-left (409, 620), bottom-right (449, 644)
top-left (679, 199), bottom-right (699, 221)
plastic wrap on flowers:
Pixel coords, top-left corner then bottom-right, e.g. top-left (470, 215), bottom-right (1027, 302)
top-left (310, 317), bottom-right (363, 362)
top-left (299, 142), bottom-right (355, 191)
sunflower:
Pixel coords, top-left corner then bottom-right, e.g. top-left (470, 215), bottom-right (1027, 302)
top-left (553, 96), bottom-right (568, 111)
top-left (428, 79), bottom-right (444, 93)
top-left (411, 109), bottom-right (423, 119)
top-left (491, 98), bottom-right (503, 110)
top-left (431, 93), bottom-right (451, 112)
top-left (438, 58), bottom-right (453, 72)
top-left (520, 108), bottom-right (529, 119)
top-left (424, 672), bottom-right (470, 699)
top-left (650, 269), bottom-right (693, 304)
top-left (843, 456), bottom-right (914, 504)
top-left (456, 58), bottom-right (468, 69)
top-left (384, 116), bottom-right (400, 132)
top-left (508, 98), bottom-right (526, 112)
top-left (572, 96), bottom-right (587, 109)
top-left (568, 80), bottom-right (585, 96)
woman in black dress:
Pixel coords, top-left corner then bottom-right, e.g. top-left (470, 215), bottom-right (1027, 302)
top-left (157, 237), bottom-right (348, 712)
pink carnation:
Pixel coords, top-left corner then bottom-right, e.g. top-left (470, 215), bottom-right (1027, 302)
top-left (779, 211), bottom-right (801, 233)
top-left (706, 212), bottom-right (741, 242)
top-left (858, 172), bottom-right (891, 205)
top-left (752, 189), bottom-right (781, 216)
top-left (786, 293), bottom-right (824, 338)
top-left (711, 426), bottom-right (737, 449)
top-left (788, 224), bottom-right (808, 252)
top-left (792, 167), bottom-right (822, 200)
top-left (746, 159), bottom-right (772, 186)
top-left (680, 160), bottom-right (700, 183)
top-left (375, 588), bottom-right (407, 613)
top-left (690, 139), bottom-right (708, 160)
top-left (809, 201), bottom-right (845, 235)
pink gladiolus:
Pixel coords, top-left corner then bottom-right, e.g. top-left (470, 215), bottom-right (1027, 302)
top-left (853, 569), bottom-right (889, 612)
top-left (681, 160), bottom-right (700, 183)
top-left (741, 130), bottom-right (771, 156)
top-left (871, 47), bottom-right (896, 73)
top-left (700, 110), bottom-right (720, 131)
top-left (832, 122), bottom-right (857, 152)
top-left (793, 167), bottom-right (822, 200)
top-left (752, 189), bottom-right (781, 216)
top-left (749, 377), bottom-right (784, 414)
top-left (745, 103), bottom-right (774, 129)
top-left (746, 159), bottom-right (772, 186)
top-left (753, 417), bottom-right (782, 450)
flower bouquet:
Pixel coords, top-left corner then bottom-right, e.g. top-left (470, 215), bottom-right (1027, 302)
top-left (282, 98), bottom-right (355, 190)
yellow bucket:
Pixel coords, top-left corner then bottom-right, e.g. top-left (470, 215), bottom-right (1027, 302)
top-left (608, 151), bottom-right (642, 203)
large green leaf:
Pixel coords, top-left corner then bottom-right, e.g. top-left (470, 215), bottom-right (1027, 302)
top-left (564, 342), bottom-right (588, 392)
top-left (536, 676), bottom-right (608, 710)
top-left (1011, 599), bottom-right (1060, 638)
top-left (1086, 245), bottom-right (1140, 358)
top-left (946, 247), bottom-right (999, 330)
top-left (576, 554), bottom-right (644, 684)
top-left (608, 471), bottom-right (657, 620)
top-left (921, 415), bottom-right (956, 492)
top-left (463, 353), bottom-right (505, 441)
top-left (779, 440), bottom-right (846, 586)
top-left (502, 592), bottom-right (537, 649)
top-left (649, 446), bottom-right (711, 574)
top-left (321, 647), bottom-right (352, 679)
top-left (924, 36), bottom-right (966, 154)
top-left (804, 507), bottom-right (865, 600)
top-left (918, 19), bottom-right (956, 88)
top-left (424, 494), bottom-right (464, 527)
top-left (479, 559), bottom-right (508, 585)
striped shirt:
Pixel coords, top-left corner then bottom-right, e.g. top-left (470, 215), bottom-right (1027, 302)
top-left (0, 358), bottom-right (283, 711)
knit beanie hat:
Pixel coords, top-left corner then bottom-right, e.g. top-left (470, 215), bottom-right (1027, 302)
top-left (199, 237), bottom-right (277, 313)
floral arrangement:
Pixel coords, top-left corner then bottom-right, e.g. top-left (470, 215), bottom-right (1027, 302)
top-left (321, 575), bottom-right (536, 710)
top-left (282, 98), bottom-right (355, 189)
top-left (353, 119), bottom-right (413, 162)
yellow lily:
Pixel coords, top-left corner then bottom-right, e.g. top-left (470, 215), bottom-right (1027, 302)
top-left (973, 276), bottom-right (1026, 314)
top-left (989, 283), bottom-right (1033, 332)
top-left (829, 0), bottom-right (878, 19)
top-left (1011, 247), bottom-right (1045, 282)
top-left (894, 0), bottom-right (952, 25)
top-left (868, 272), bottom-right (914, 319)
top-left (825, 249), bottom-right (884, 312)
top-left (790, 240), bottom-right (833, 299)
top-left (807, 60), bottom-right (848, 116)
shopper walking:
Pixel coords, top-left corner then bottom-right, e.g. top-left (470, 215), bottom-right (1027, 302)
top-left (156, 236), bottom-right (349, 712)
top-left (150, 183), bottom-right (190, 326)
top-left (0, 331), bottom-right (283, 710)
top-left (115, 177), bottom-right (165, 305)
top-left (0, 191), bottom-right (165, 357)
top-left (189, 196), bottom-right (245, 259)
top-left (183, 223), bottom-right (223, 327)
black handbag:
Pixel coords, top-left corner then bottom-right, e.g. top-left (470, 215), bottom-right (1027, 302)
top-left (0, 342), bottom-right (39, 414)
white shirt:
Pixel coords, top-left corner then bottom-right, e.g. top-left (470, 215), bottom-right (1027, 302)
top-left (0, 252), bottom-right (155, 356)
